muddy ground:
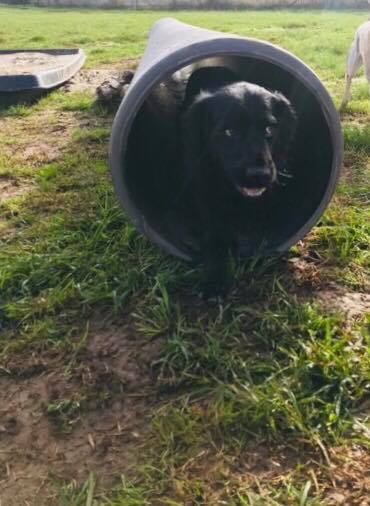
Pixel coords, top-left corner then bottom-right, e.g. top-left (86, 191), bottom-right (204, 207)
top-left (0, 319), bottom-right (162, 505)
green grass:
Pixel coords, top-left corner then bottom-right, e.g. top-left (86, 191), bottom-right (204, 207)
top-left (343, 124), bottom-right (370, 153)
top-left (56, 473), bottom-right (97, 506)
top-left (0, 6), bottom-right (369, 110)
top-left (0, 5), bottom-right (369, 506)
top-left (0, 6), bottom-right (367, 102)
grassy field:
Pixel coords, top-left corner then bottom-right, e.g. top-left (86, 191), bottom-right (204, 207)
top-left (0, 5), bottom-right (369, 505)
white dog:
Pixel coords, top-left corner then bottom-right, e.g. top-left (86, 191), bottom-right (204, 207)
top-left (341, 19), bottom-right (370, 109)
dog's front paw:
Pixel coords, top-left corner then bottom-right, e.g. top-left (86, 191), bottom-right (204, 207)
top-left (200, 277), bottom-right (230, 300)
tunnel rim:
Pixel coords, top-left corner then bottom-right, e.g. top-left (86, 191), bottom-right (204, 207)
top-left (109, 35), bottom-right (343, 261)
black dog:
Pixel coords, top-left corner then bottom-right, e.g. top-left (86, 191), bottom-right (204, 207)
top-left (181, 67), bottom-right (297, 297)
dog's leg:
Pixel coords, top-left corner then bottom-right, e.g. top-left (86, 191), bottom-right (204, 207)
top-left (341, 74), bottom-right (352, 110)
top-left (364, 57), bottom-right (370, 101)
top-left (192, 182), bottom-right (234, 298)
top-left (96, 70), bottom-right (134, 109)
top-left (202, 228), bottom-right (232, 298)
top-left (341, 39), bottom-right (362, 110)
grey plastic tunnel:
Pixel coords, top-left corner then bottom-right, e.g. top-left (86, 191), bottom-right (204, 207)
top-left (109, 18), bottom-right (343, 261)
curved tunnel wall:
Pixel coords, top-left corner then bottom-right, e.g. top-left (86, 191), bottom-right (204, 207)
top-left (109, 18), bottom-right (343, 261)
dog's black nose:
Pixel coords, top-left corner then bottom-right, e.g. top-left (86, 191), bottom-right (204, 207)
top-left (245, 166), bottom-right (274, 187)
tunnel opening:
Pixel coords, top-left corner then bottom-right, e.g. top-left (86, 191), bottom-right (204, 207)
top-left (123, 54), bottom-right (334, 259)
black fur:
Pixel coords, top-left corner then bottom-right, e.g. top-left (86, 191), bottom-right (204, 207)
top-left (181, 68), bottom-right (297, 297)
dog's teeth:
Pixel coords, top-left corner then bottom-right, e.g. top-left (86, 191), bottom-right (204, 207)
top-left (240, 187), bottom-right (267, 197)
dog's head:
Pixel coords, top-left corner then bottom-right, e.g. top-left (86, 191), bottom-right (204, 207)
top-left (182, 80), bottom-right (297, 199)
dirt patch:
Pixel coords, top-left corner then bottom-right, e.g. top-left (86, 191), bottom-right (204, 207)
top-left (62, 59), bottom-right (138, 94)
top-left (287, 251), bottom-right (324, 288)
top-left (321, 445), bottom-right (370, 506)
top-left (0, 61), bottom-right (139, 166)
top-left (0, 110), bottom-right (81, 209)
top-left (168, 440), bottom-right (370, 504)
top-left (0, 176), bottom-right (32, 202)
top-left (341, 113), bottom-right (370, 126)
top-left (231, 444), bottom-right (370, 505)
top-left (0, 90), bottom-right (113, 209)
top-left (340, 150), bottom-right (370, 186)
top-left (0, 61), bottom-right (138, 173)
top-left (315, 284), bottom-right (370, 320)
top-left (169, 442), bottom-right (309, 503)
top-left (22, 141), bottom-right (61, 164)
top-left (0, 109), bottom-right (81, 165)
top-left (0, 321), bottom-right (162, 506)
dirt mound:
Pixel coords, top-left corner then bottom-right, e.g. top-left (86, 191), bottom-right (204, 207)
top-left (62, 59), bottom-right (138, 94)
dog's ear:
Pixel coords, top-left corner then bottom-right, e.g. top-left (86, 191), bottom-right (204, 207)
top-left (184, 67), bottom-right (238, 108)
top-left (270, 92), bottom-right (297, 153)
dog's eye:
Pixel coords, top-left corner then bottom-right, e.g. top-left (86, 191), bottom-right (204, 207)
top-left (265, 126), bottom-right (273, 138)
top-left (224, 129), bottom-right (235, 138)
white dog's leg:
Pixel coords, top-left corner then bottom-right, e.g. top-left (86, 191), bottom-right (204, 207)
top-left (363, 47), bottom-right (370, 100)
top-left (341, 39), bottom-right (362, 110)
top-left (359, 22), bottom-right (370, 100)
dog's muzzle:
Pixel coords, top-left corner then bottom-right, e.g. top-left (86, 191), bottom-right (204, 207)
top-left (236, 165), bottom-right (276, 198)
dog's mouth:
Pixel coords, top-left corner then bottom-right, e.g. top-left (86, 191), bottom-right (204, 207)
top-left (237, 186), bottom-right (267, 198)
